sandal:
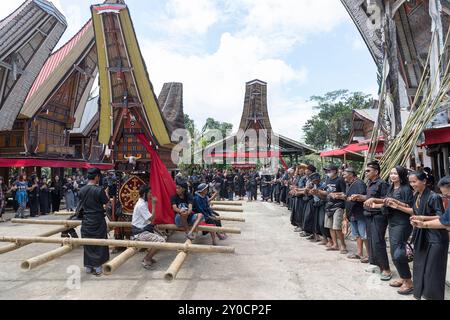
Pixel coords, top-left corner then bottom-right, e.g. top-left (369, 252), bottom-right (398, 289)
top-left (347, 254), bottom-right (361, 260)
top-left (380, 273), bottom-right (393, 281)
top-left (340, 249), bottom-right (349, 255)
top-left (398, 286), bottom-right (414, 295)
top-left (326, 247), bottom-right (339, 251)
top-left (389, 280), bottom-right (404, 288)
top-left (360, 257), bottom-right (369, 264)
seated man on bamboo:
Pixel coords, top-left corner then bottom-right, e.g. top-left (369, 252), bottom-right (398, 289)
top-left (131, 185), bottom-right (167, 270)
top-left (171, 182), bottom-right (204, 241)
top-left (194, 183), bottom-right (228, 243)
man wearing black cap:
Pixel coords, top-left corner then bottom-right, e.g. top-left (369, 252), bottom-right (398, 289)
top-left (79, 168), bottom-right (111, 276)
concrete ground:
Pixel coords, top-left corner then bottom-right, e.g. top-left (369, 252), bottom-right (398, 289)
top-left (0, 201), bottom-right (449, 300)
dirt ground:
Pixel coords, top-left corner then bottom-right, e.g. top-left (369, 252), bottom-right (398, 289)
top-left (0, 201), bottom-right (449, 300)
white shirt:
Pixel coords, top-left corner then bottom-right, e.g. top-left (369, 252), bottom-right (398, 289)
top-left (132, 198), bottom-right (152, 229)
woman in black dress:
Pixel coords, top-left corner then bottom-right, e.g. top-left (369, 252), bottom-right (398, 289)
top-left (50, 175), bottom-right (62, 213)
top-left (28, 175), bottom-right (40, 217)
top-left (368, 166), bottom-right (414, 294)
top-left (39, 176), bottom-right (51, 215)
top-left (394, 171), bottom-right (448, 300)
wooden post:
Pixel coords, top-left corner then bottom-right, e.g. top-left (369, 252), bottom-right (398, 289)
top-left (21, 245), bottom-right (76, 270)
top-left (0, 236), bottom-right (235, 254)
top-left (164, 240), bottom-right (191, 282)
top-left (103, 248), bottom-right (139, 275)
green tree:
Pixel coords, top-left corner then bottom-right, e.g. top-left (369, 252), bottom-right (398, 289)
top-left (303, 90), bottom-right (373, 150)
top-left (201, 118), bottom-right (233, 138)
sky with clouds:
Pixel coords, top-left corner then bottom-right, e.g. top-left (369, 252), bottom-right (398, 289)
top-left (1, 0), bottom-right (378, 141)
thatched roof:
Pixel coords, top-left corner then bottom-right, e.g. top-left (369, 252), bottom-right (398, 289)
top-left (158, 82), bottom-right (185, 139)
top-left (239, 79), bottom-right (273, 132)
top-left (0, 0), bottom-right (67, 131)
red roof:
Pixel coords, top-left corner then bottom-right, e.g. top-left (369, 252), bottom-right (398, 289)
top-left (0, 158), bottom-right (113, 169)
top-left (25, 20), bottom-right (93, 103)
top-left (320, 141), bottom-right (384, 157)
top-left (424, 125), bottom-right (450, 146)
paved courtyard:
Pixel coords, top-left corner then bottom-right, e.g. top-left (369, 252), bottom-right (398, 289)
top-left (0, 201), bottom-right (449, 300)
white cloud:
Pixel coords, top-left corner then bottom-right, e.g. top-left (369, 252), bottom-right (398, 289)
top-left (142, 32), bottom-right (308, 137)
top-left (234, 0), bottom-right (348, 53)
top-left (162, 0), bottom-right (220, 35)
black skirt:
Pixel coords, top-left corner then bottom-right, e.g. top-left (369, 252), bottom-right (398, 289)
top-left (81, 212), bottom-right (110, 268)
top-left (413, 228), bottom-right (449, 300)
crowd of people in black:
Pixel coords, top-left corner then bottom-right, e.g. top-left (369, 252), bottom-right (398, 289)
top-left (272, 161), bottom-right (450, 300)
top-left (0, 172), bottom-right (89, 221)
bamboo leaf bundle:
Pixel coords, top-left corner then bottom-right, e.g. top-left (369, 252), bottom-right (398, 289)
top-left (365, 28), bottom-right (450, 180)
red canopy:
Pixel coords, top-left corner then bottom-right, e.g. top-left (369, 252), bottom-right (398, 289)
top-left (424, 126), bottom-right (450, 146)
top-left (320, 141), bottom-right (384, 157)
top-left (0, 158), bottom-right (114, 170)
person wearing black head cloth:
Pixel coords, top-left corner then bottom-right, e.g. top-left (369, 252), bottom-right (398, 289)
top-left (395, 171), bottom-right (448, 300)
top-left (80, 168), bottom-right (110, 276)
top-left (302, 171), bottom-right (322, 242)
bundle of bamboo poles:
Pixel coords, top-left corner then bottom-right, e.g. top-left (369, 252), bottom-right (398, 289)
top-left (378, 30), bottom-right (450, 180)
top-left (364, 28), bottom-right (450, 180)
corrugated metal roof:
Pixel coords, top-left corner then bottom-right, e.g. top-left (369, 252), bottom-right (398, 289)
top-left (354, 109), bottom-right (410, 126)
top-left (25, 20), bottom-right (92, 103)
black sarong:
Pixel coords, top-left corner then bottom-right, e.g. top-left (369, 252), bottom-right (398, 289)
top-left (81, 211), bottom-right (109, 268)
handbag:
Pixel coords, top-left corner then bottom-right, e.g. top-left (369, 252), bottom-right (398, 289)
top-left (406, 242), bottom-right (414, 263)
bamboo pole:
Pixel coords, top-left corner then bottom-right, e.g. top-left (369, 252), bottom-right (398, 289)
top-left (103, 248), bottom-right (139, 275)
top-left (11, 219), bottom-right (241, 234)
top-left (211, 206), bottom-right (244, 213)
top-left (21, 245), bottom-right (77, 270)
top-left (0, 236), bottom-right (235, 254)
top-left (216, 216), bottom-right (245, 222)
top-left (53, 211), bottom-right (245, 222)
top-left (156, 224), bottom-right (240, 234)
top-left (164, 240), bottom-right (191, 282)
top-left (210, 201), bottom-right (243, 206)
top-left (53, 211), bottom-right (73, 216)
top-left (0, 226), bottom-right (70, 255)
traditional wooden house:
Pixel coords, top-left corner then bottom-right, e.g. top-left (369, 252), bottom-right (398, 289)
top-left (342, 0), bottom-right (449, 177)
top-left (0, 0), bottom-right (69, 178)
top-left (205, 79), bottom-right (316, 168)
top-left (91, 1), bottom-right (174, 173)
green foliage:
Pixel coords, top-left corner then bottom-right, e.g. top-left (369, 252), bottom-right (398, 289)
top-left (303, 90), bottom-right (373, 150)
top-left (201, 118), bottom-right (233, 138)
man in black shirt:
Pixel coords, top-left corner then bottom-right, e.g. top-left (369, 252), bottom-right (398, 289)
top-left (332, 167), bottom-right (368, 262)
top-left (314, 165), bottom-right (347, 253)
top-left (349, 161), bottom-right (391, 279)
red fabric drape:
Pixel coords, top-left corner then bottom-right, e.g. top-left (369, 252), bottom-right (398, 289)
top-left (137, 134), bottom-right (176, 225)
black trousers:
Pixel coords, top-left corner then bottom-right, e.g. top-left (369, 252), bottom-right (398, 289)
top-left (52, 195), bottom-right (61, 212)
top-left (366, 213), bottom-right (390, 270)
top-left (29, 198), bottom-right (39, 217)
top-left (388, 221), bottom-right (413, 279)
top-left (280, 186), bottom-right (287, 204)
